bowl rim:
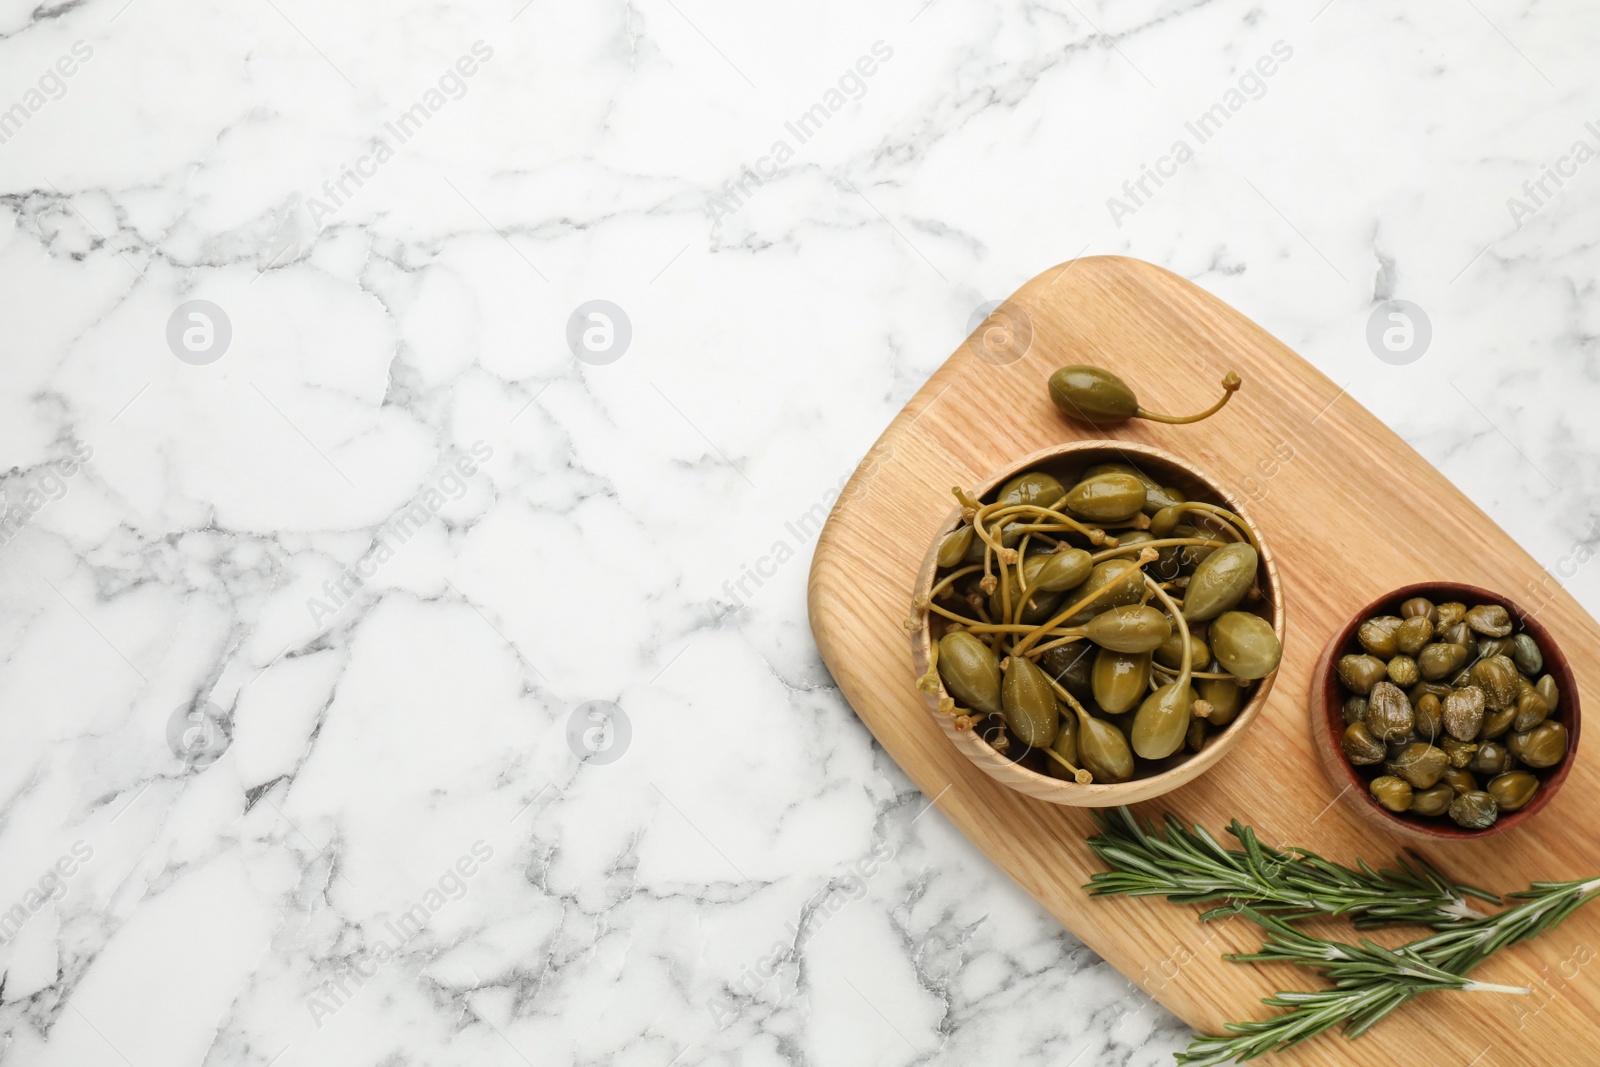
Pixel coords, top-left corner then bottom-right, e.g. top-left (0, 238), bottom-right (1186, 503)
top-left (1310, 580), bottom-right (1581, 840)
top-left (909, 439), bottom-right (1285, 807)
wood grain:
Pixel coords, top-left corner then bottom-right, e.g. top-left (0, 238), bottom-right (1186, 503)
top-left (806, 256), bottom-right (1597, 1065)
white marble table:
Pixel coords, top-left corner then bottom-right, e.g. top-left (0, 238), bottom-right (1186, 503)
top-left (2, 1), bottom-right (1596, 1064)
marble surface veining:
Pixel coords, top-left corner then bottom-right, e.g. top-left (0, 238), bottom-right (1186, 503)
top-left (2, 0), bottom-right (1598, 1064)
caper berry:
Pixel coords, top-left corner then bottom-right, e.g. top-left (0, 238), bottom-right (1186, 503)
top-left (1199, 676), bottom-right (1247, 727)
top-left (1047, 365), bottom-right (1242, 427)
top-left (1001, 653), bottom-right (1060, 749)
top-left (937, 632), bottom-right (1002, 716)
top-left (937, 526), bottom-right (974, 568)
top-left (1370, 776), bottom-right (1414, 813)
top-left (1092, 648), bottom-right (1153, 716)
top-left (1183, 543), bottom-right (1258, 622)
top-left (1210, 612), bottom-right (1282, 680)
top-left (1063, 472), bottom-right (1147, 523)
top-left (1487, 771), bottom-right (1539, 813)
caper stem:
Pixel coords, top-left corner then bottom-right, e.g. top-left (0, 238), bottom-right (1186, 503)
top-left (974, 501), bottom-right (1108, 546)
top-left (924, 604), bottom-right (1082, 636)
top-left (926, 564), bottom-right (982, 602)
top-left (1023, 635), bottom-right (1086, 658)
top-left (1144, 575), bottom-right (1193, 695)
top-left (1133, 370), bottom-right (1242, 425)
top-left (1040, 744), bottom-right (1094, 784)
top-left (1165, 501), bottom-right (1259, 553)
top-left (1090, 538), bottom-right (1224, 564)
top-left (1154, 667), bottom-right (1240, 681)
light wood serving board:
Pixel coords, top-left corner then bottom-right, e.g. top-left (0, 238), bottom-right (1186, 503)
top-left (807, 256), bottom-right (1598, 1065)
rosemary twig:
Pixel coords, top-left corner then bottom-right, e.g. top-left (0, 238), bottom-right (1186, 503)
top-left (1085, 808), bottom-right (1496, 928)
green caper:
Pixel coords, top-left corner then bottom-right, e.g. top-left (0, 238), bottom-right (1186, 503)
top-left (1146, 485), bottom-right (1187, 514)
top-left (1487, 771), bottom-right (1539, 813)
top-left (1092, 648), bottom-right (1152, 715)
top-left (1411, 784), bottom-right (1454, 816)
top-left (1414, 693), bottom-right (1442, 741)
top-left (1418, 643), bottom-right (1469, 681)
top-left (1470, 655), bottom-right (1521, 711)
top-left (1449, 791), bottom-right (1499, 829)
top-left (1047, 365), bottom-right (1242, 427)
top-left (1001, 653), bottom-right (1059, 749)
top-left (1063, 559), bottom-right (1147, 623)
top-left (937, 632), bottom-right (1002, 716)
top-left (1509, 721), bottom-right (1568, 769)
top-left (1399, 596), bottom-right (1436, 622)
top-left (1080, 605), bottom-right (1173, 653)
top-left (1440, 621), bottom-right (1472, 647)
top-left (1358, 616), bottom-right (1404, 659)
top-left (1511, 634), bottom-right (1543, 677)
top-left (1442, 767), bottom-right (1478, 794)
top-left (1394, 616), bottom-right (1434, 656)
top-left (1342, 695), bottom-right (1369, 726)
top-left (1466, 603), bottom-right (1514, 637)
top-left (1481, 705), bottom-right (1516, 740)
top-left (1477, 637), bottom-right (1514, 661)
top-left (1513, 689), bottom-right (1550, 733)
top-left (1210, 612), bottom-right (1282, 680)
top-left (1063, 472), bottom-right (1147, 522)
top-left (1342, 722), bottom-right (1386, 765)
top-left (1536, 674), bottom-right (1561, 715)
top-left (1440, 736), bottom-right (1478, 768)
top-left (1387, 655), bottom-right (1420, 688)
top-left (1155, 629), bottom-right (1209, 671)
top-left (1186, 717), bottom-right (1208, 753)
top-left (1470, 740), bottom-right (1514, 777)
top-left (1044, 712), bottom-right (1080, 780)
top-left (1365, 681), bottom-right (1415, 742)
top-left (997, 471), bottom-right (1067, 509)
top-left (1073, 707), bottom-right (1135, 783)
top-left (1370, 776), bottom-right (1414, 813)
top-left (1131, 681), bottom-right (1197, 760)
top-left (1026, 548), bottom-right (1094, 592)
top-left (1435, 602), bottom-right (1467, 630)
top-left (1386, 743), bottom-right (1449, 789)
top-left (1409, 680), bottom-right (1453, 705)
top-left (1441, 686), bottom-right (1485, 742)
top-left (1199, 676), bottom-right (1246, 727)
top-left (1338, 654), bottom-right (1389, 695)
top-left (936, 526), bottom-right (973, 568)
top-left (1183, 543), bottom-right (1259, 622)
top-left (1038, 641), bottom-right (1095, 703)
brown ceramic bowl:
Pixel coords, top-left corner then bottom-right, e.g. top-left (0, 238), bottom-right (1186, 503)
top-left (1310, 582), bottom-right (1580, 841)
top-left (910, 440), bottom-right (1284, 807)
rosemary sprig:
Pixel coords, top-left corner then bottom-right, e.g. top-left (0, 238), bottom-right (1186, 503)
top-left (1085, 807), bottom-right (1496, 927)
top-left (1174, 874), bottom-right (1600, 1064)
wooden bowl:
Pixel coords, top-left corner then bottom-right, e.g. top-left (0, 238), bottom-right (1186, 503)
top-left (909, 440), bottom-right (1284, 806)
top-left (1310, 582), bottom-right (1581, 841)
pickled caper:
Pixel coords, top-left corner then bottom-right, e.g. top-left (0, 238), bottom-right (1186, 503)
top-left (1001, 654), bottom-right (1060, 749)
top-left (1511, 634), bottom-right (1543, 676)
top-left (1411, 783), bottom-right (1454, 816)
top-left (1370, 776), bottom-right (1414, 813)
top-left (1044, 713), bottom-right (1081, 781)
top-left (1441, 686), bottom-right (1486, 742)
top-left (1365, 682), bottom-right (1415, 742)
top-left (997, 471), bottom-right (1067, 509)
top-left (1466, 604), bottom-right (1514, 637)
top-left (1342, 722), bottom-right (1386, 765)
top-left (937, 526), bottom-right (973, 568)
top-left (1399, 597), bottom-right (1436, 621)
top-left (1210, 612), bottom-right (1282, 680)
top-left (1387, 655), bottom-right (1420, 688)
top-left (1079, 605), bottom-right (1173, 654)
top-left (1358, 616), bottom-right (1404, 659)
top-left (1093, 648), bottom-right (1154, 715)
top-left (1063, 471), bottom-right (1147, 523)
top-left (1067, 702), bottom-right (1135, 783)
top-left (1449, 790), bottom-right (1499, 829)
top-left (1470, 655), bottom-right (1521, 711)
top-left (1063, 559), bottom-right (1147, 623)
top-left (1480, 705), bottom-right (1516, 740)
top-left (1509, 721), bottom-right (1568, 769)
top-left (1487, 771), bottom-right (1539, 813)
top-left (1440, 736), bottom-right (1478, 769)
top-left (937, 632), bottom-right (1002, 716)
top-left (1186, 717), bottom-right (1208, 753)
top-left (1338, 654), bottom-right (1389, 695)
top-left (1470, 741), bottom-right (1514, 778)
top-left (1435, 602), bottom-right (1467, 630)
top-left (1026, 548), bottom-right (1095, 593)
top-left (1477, 637), bottom-right (1515, 661)
top-left (1342, 696), bottom-right (1370, 726)
top-left (1513, 689), bottom-right (1550, 733)
top-left (1536, 674), bottom-right (1561, 715)
top-left (1048, 365), bottom-right (1242, 427)
top-left (1394, 616), bottom-right (1434, 656)
top-left (1199, 676), bottom-right (1246, 727)
top-left (1418, 642), bottom-right (1469, 682)
top-left (1183, 543), bottom-right (1259, 622)
top-left (1131, 681), bottom-right (1197, 760)
top-left (1386, 743), bottom-right (1449, 790)
top-left (1442, 767), bottom-right (1478, 794)
top-left (1414, 693), bottom-right (1442, 741)
top-left (1155, 629), bottom-right (1210, 672)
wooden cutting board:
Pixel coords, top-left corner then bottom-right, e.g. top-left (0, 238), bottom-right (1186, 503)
top-left (806, 256), bottom-right (1598, 1065)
